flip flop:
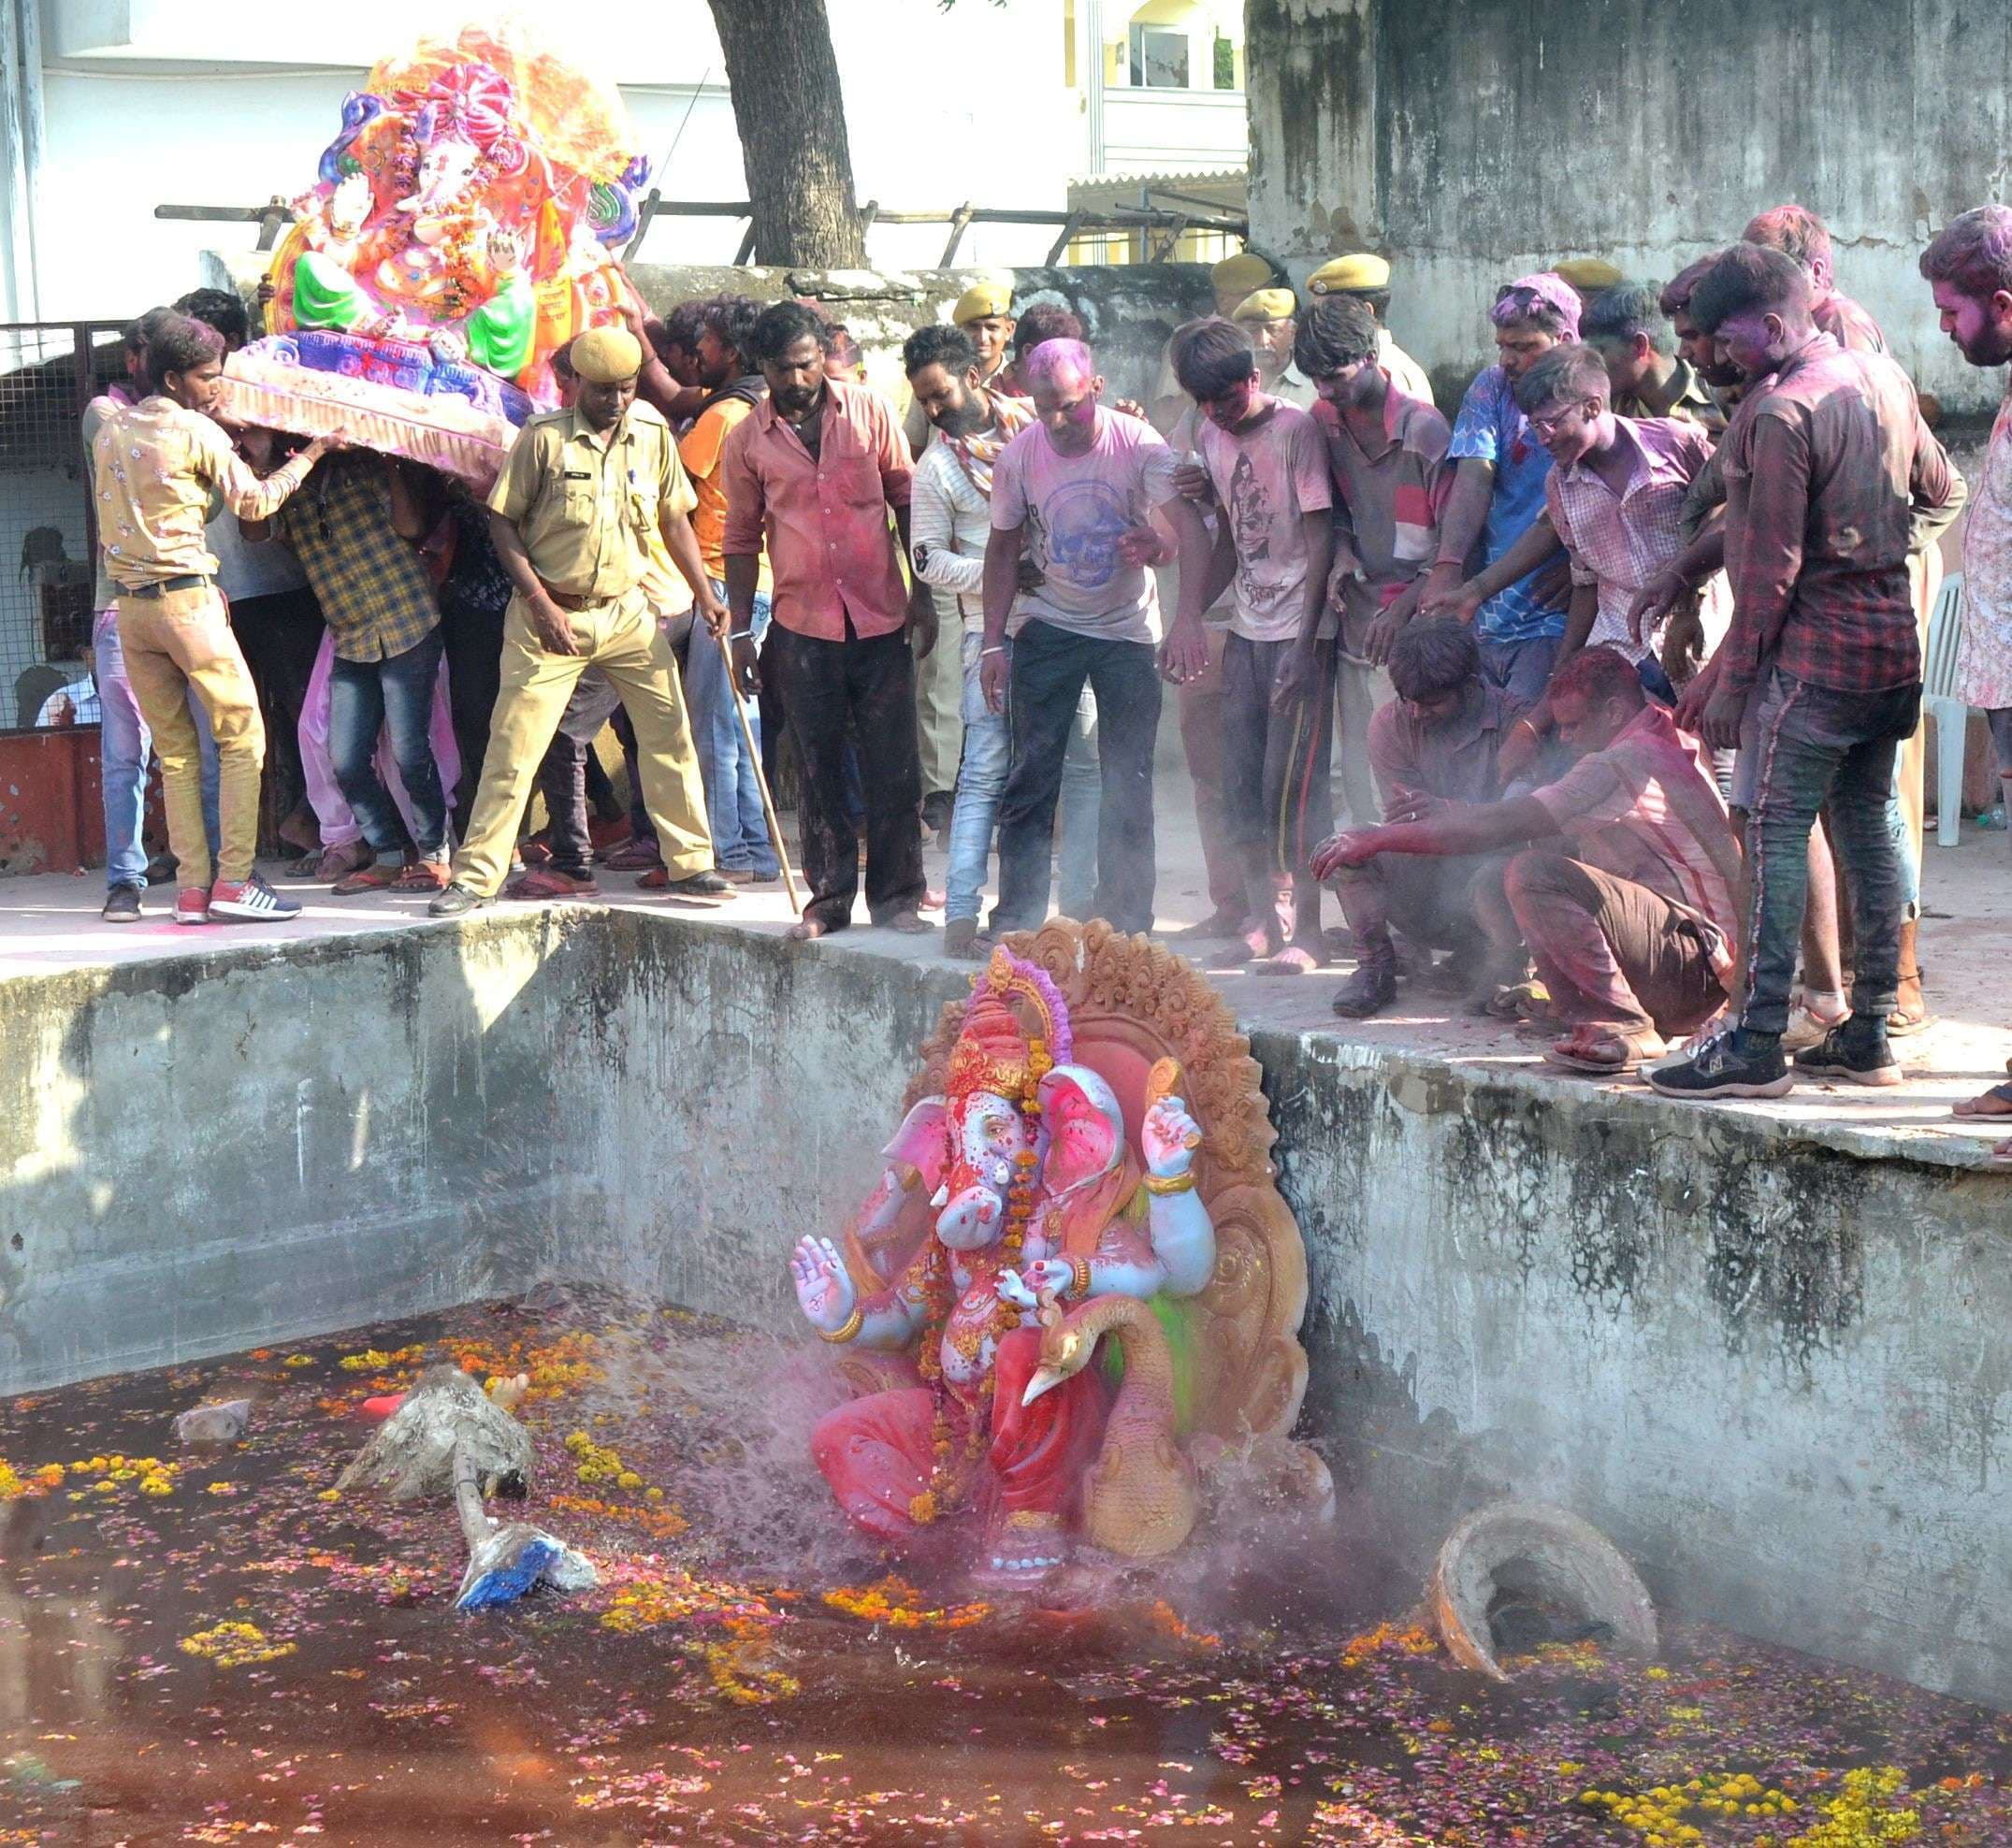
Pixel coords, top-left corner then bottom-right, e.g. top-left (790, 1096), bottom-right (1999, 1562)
top-left (1952, 1082), bottom-right (2012, 1121)
top-left (1542, 1027), bottom-right (1664, 1077)
top-left (1253, 945), bottom-right (1322, 977)
top-left (503, 868), bottom-right (602, 901)
top-left (330, 862), bottom-right (398, 895)
top-left (1480, 979), bottom-right (1550, 1022)
top-left (600, 837), bottom-right (663, 872)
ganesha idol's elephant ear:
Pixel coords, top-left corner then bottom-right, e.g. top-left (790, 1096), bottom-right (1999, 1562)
top-left (910, 917), bottom-right (1314, 1453)
top-left (839, 1096), bottom-right (950, 1292)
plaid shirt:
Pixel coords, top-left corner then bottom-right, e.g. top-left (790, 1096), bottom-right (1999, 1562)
top-left (1544, 417), bottom-right (1715, 662)
top-left (276, 455), bottom-right (438, 663)
top-left (1718, 333), bottom-right (1959, 697)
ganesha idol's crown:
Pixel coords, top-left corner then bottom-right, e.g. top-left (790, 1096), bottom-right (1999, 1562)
top-left (945, 948), bottom-right (1075, 1114)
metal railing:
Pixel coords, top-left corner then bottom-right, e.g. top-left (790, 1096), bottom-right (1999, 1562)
top-left (153, 195), bottom-right (1250, 269)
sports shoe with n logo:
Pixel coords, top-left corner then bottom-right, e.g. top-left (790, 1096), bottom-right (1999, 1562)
top-left (210, 873), bottom-right (302, 923)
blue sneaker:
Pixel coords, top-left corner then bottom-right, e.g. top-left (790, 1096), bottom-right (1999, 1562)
top-left (209, 873), bottom-right (302, 922)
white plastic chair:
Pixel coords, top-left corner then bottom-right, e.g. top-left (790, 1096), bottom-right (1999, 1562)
top-left (1922, 571), bottom-right (1971, 847)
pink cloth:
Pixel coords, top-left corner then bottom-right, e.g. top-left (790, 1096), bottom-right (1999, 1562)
top-left (298, 628), bottom-right (461, 850)
top-left (1530, 701), bottom-right (1743, 975)
top-left (990, 408), bottom-right (1182, 644)
top-left (1959, 391), bottom-right (2012, 711)
top-left (1193, 397), bottom-right (1334, 643)
top-left (718, 378), bottom-right (914, 642)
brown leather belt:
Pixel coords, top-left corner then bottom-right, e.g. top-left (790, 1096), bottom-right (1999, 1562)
top-left (546, 588), bottom-right (611, 612)
top-left (123, 573), bottom-right (212, 600)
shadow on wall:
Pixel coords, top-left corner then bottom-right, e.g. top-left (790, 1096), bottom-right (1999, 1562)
top-left (0, 914), bottom-right (616, 1393)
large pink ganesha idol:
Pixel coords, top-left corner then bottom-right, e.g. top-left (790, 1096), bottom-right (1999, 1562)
top-left (790, 928), bottom-right (1324, 1583)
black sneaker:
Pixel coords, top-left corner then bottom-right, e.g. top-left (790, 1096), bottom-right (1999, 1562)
top-left (1645, 1028), bottom-right (1792, 1100)
top-left (428, 881), bottom-right (491, 917)
top-left (101, 881), bottom-right (143, 923)
top-left (1793, 1020), bottom-right (1902, 1089)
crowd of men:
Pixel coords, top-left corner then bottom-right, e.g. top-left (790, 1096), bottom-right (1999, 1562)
top-left (74, 202), bottom-right (2012, 1148)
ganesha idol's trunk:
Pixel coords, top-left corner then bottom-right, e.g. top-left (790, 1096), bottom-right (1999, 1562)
top-left (932, 1182), bottom-right (1007, 1249)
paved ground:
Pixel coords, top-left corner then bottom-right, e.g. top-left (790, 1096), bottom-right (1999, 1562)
top-left (2, 783), bottom-right (2007, 1165)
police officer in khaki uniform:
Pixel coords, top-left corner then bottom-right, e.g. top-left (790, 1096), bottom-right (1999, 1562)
top-left (432, 325), bottom-right (732, 914)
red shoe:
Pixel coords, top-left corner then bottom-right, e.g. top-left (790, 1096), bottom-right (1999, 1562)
top-left (175, 887), bottom-right (211, 927)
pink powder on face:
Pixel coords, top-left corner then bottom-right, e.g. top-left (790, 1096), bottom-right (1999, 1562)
top-left (1024, 338), bottom-right (1097, 397)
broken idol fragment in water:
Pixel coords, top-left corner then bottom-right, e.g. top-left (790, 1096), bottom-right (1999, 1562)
top-left (1426, 1498), bottom-right (1659, 1680)
top-left (335, 1364), bottom-right (595, 1610)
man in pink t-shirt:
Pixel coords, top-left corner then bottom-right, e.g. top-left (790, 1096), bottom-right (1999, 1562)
top-left (1173, 318), bottom-right (1337, 972)
top-left (978, 338), bottom-right (1212, 936)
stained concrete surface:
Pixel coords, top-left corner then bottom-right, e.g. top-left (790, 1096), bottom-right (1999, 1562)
top-left (0, 791), bottom-right (2008, 1703)
top-left (3, 784), bottom-right (2005, 1168)
top-left (1246, 0), bottom-right (2012, 423)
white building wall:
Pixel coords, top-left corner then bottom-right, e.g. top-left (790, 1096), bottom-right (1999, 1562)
top-left (32, 0), bottom-right (1084, 319)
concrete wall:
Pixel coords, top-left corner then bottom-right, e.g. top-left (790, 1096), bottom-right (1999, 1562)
top-left (5, 914), bottom-right (2011, 1707)
top-left (1245, 0), bottom-right (2010, 419)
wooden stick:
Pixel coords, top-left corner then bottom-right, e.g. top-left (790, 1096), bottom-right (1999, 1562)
top-left (715, 625), bottom-right (803, 917)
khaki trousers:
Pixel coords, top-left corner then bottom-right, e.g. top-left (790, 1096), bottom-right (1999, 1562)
top-left (115, 584), bottom-right (264, 887)
top-left (913, 617), bottom-right (965, 800)
top-left (453, 589), bottom-right (714, 895)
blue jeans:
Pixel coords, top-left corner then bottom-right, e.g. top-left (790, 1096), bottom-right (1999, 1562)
top-left (944, 629), bottom-right (1098, 924)
top-left (1741, 670), bottom-right (1919, 1036)
top-left (93, 605), bottom-right (219, 889)
top-left (326, 629), bottom-right (449, 859)
top-left (1478, 632), bottom-right (1562, 705)
top-left (688, 583), bottom-right (778, 875)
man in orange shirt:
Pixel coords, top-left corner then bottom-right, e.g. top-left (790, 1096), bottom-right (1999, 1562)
top-left (678, 295), bottom-right (780, 883)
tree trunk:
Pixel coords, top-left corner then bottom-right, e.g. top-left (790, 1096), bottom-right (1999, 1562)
top-left (704, 0), bottom-right (868, 268)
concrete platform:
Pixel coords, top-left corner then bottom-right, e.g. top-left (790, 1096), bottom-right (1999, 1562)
top-left (0, 817), bottom-right (2009, 1707)
top-left (4, 797), bottom-right (2007, 1169)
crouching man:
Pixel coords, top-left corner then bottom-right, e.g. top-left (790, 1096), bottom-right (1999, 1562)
top-left (1313, 646), bottom-right (1741, 1076)
top-left (1323, 617), bottom-right (1530, 1020)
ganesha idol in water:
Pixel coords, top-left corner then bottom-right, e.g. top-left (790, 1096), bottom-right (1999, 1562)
top-left (791, 927), bottom-right (1325, 1583)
